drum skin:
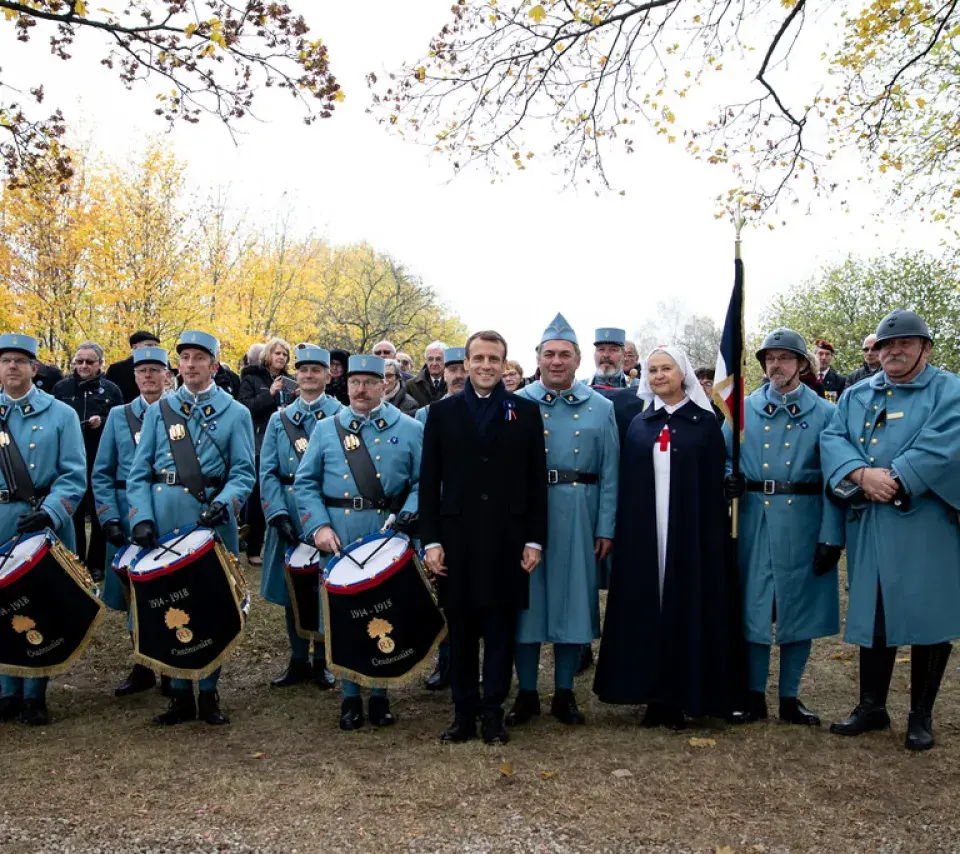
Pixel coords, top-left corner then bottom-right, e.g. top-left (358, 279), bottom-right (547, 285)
top-left (0, 531), bottom-right (104, 678)
top-left (322, 532), bottom-right (447, 688)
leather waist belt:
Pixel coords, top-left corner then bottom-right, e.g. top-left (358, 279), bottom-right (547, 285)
top-left (0, 487), bottom-right (49, 504)
top-left (747, 480), bottom-right (822, 496)
top-left (547, 470), bottom-right (599, 486)
top-left (152, 473), bottom-right (225, 490)
top-left (323, 495), bottom-right (400, 511)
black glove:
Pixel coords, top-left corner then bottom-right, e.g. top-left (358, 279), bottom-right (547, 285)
top-left (269, 513), bottom-right (300, 547)
top-left (393, 511), bottom-right (419, 535)
top-left (16, 509), bottom-right (52, 534)
top-left (102, 519), bottom-right (128, 547)
top-left (198, 501), bottom-right (230, 529)
top-left (131, 520), bottom-right (159, 550)
top-left (813, 543), bottom-right (843, 576)
top-left (723, 473), bottom-right (747, 501)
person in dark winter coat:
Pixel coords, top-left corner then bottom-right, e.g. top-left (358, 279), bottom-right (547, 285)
top-left (383, 359), bottom-right (419, 416)
top-left (33, 361), bottom-right (63, 393)
top-left (105, 330), bottom-right (161, 403)
top-left (405, 341), bottom-right (448, 407)
top-left (214, 362), bottom-right (241, 397)
top-left (326, 349), bottom-right (350, 406)
top-left (238, 338), bottom-right (295, 564)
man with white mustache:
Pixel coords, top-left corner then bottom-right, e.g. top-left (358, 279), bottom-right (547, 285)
top-left (589, 328), bottom-right (637, 390)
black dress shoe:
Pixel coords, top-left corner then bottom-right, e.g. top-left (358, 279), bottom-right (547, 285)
top-left (198, 690), bottom-right (229, 725)
top-left (830, 703), bottom-right (891, 737)
top-left (659, 704), bottom-right (687, 731)
top-left (160, 675), bottom-right (173, 697)
top-left (481, 711), bottom-right (509, 745)
top-left (312, 660), bottom-right (337, 690)
top-left (905, 710), bottom-right (935, 751)
top-left (728, 691), bottom-right (768, 724)
top-left (576, 644), bottom-right (594, 675)
top-left (505, 690), bottom-right (540, 727)
top-left (440, 716), bottom-right (477, 743)
top-left (115, 664), bottom-right (157, 697)
top-left (641, 703), bottom-right (663, 728)
top-left (153, 691), bottom-right (198, 726)
top-left (550, 689), bottom-right (585, 725)
top-left (270, 658), bottom-right (313, 688)
top-left (779, 697), bottom-right (821, 726)
top-left (368, 695), bottom-right (395, 727)
top-left (19, 699), bottom-right (49, 726)
top-left (340, 696), bottom-right (364, 731)
top-left (0, 695), bottom-right (22, 722)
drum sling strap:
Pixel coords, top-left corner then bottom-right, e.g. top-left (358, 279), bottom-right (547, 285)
top-left (159, 398), bottom-right (206, 504)
top-left (280, 409), bottom-right (316, 462)
top-left (124, 402), bottom-right (142, 446)
top-left (334, 419), bottom-right (406, 513)
top-left (0, 418), bottom-right (38, 507)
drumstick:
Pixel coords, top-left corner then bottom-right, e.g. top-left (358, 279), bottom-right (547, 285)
top-left (0, 532), bottom-right (23, 572)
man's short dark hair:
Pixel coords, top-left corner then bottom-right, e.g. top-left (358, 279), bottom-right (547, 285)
top-left (695, 367), bottom-right (715, 381)
top-left (130, 330), bottom-right (159, 347)
top-left (465, 330), bottom-right (508, 359)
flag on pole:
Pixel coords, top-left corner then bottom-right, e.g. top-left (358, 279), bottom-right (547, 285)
top-left (712, 255), bottom-right (745, 435)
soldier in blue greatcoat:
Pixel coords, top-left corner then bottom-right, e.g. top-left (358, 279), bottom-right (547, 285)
top-left (295, 355), bottom-right (423, 731)
top-left (507, 314), bottom-right (619, 728)
top-left (92, 346), bottom-right (171, 698)
top-left (127, 330), bottom-right (255, 727)
top-left (259, 344), bottom-right (341, 690)
top-left (822, 310), bottom-right (960, 751)
top-left (589, 327), bottom-right (638, 390)
top-left (0, 333), bottom-right (87, 726)
top-left (723, 329), bottom-right (843, 727)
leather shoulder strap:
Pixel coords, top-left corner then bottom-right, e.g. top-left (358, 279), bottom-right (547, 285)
top-left (159, 398), bottom-right (205, 503)
top-left (0, 423), bottom-right (36, 505)
top-left (280, 409), bottom-right (311, 461)
top-left (124, 403), bottom-right (142, 445)
top-left (334, 419), bottom-right (387, 505)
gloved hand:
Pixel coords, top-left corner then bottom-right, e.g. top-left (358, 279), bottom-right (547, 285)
top-left (16, 509), bottom-right (52, 534)
top-left (393, 511), bottom-right (419, 535)
top-left (102, 519), bottom-right (128, 547)
top-left (723, 473), bottom-right (747, 501)
top-left (813, 543), bottom-right (843, 576)
top-left (131, 520), bottom-right (159, 550)
top-left (198, 501), bottom-right (230, 529)
top-left (269, 513), bottom-right (300, 547)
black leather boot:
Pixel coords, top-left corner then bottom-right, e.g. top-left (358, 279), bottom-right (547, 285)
top-left (198, 690), bottom-right (229, 725)
top-left (831, 644), bottom-right (896, 736)
top-left (312, 656), bottom-right (337, 690)
top-left (270, 658), bottom-right (312, 688)
top-left (115, 663), bottom-right (157, 697)
top-left (441, 714), bottom-right (477, 743)
top-left (779, 697), bottom-right (820, 726)
top-left (19, 698), bottom-right (49, 726)
top-left (368, 695), bottom-right (395, 727)
top-left (505, 690), bottom-right (540, 726)
top-left (728, 690), bottom-right (768, 724)
top-left (905, 643), bottom-right (952, 751)
top-left (576, 644), bottom-right (594, 675)
top-left (481, 708), bottom-right (509, 745)
top-left (339, 696), bottom-right (364, 731)
top-left (153, 690), bottom-right (197, 726)
top-left (425, 644), bottom-right (451, 690)
top-left (550, 689), bottom-right (586, 725)
top-left (0, 695), bottom-right (22, 722)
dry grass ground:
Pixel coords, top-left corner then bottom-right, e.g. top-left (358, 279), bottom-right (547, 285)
top-left (3, 564), bottom-right (960, 853)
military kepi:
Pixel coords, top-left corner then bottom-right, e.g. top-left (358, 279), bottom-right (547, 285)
top-left (176, 330), bottom-right (219, 359)
top-left (443, 346), bottom-right (466, 365)
top-left (294, 344), bottom-right (331, 368)
top-left (132, 347), bottom-right (168, 367)
top-left (0, 334), bottom-right (39, 359)
top-left (347, 355), bottom-right (385, 378)
top-left (541, 313), bottom-right (579, 346)
top-left (594, 327), bottom-right (626, 347)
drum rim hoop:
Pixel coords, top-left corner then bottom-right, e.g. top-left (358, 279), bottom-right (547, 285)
top-left (111, 542), bottom-right (140, 574)
top-left (322, 529), bottom-right (410, 572)
top-left (129, 527), bottom-right (216, 580)
top-left (0, 531), bottom-right (51, 589)
top-left (325, 546), bottom-right (413, 594)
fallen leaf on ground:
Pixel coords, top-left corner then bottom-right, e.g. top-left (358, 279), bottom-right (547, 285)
top-left (251, 752), bottom-right (265, 759)
top-left (611, 768), bottom-right (633, 779)
top-left (499, 761), bottom-right (515, 777)
top-left (536, 769), bottom-right (559, 780)
top-left (896, 657), bottom-right (910, 663)
top-left (716, 846), bottom-right (734, 854)
top-left (689, 737), bottom-right (717, 748)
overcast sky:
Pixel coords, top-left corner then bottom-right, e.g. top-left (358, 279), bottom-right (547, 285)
top-left (1, 1), bottom-right (948, 372)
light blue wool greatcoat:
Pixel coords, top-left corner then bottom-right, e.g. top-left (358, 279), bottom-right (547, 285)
top-left (724, 382), bottom-right (843, 645)
top-left (294, 402), bottom-right (422, 548)
top-left (127, 384), bottom-right (255, 556)
top-left (0, 387), bottom-right (86, 550)
top-left (821, 364), bottom-right (960, 647)
top-left (259, 394), bottom-right (342, 606)
top-left (91, 395), bottom-right (151, 610)
top-left (515, 381), bottom-right (619, 644)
